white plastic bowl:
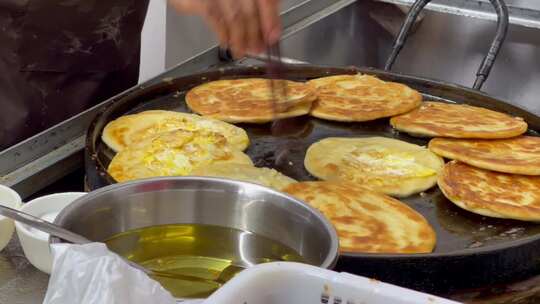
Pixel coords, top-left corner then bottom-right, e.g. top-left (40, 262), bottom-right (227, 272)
top-left (205, 262), bottom-right (461, 304)
top-left (15, 192), bottom-right (86, 273)
top-left (0, 185), bottom-right (22, 251)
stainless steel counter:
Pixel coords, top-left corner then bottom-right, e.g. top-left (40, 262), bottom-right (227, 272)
top-left (2, 0), bottom-right (540, 302)
top-left (0, 237), bottom-right (48, 304)
top-left (379, 0), bottom-right (540, 29)
top-left (278, 1), bottom-right (540, 116)
top-left (505, 0), bottom-right (540, 10)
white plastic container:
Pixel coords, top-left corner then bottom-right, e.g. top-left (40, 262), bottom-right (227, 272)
top-left (16, 192), bottom-right (86, 273)
top-left (204, 262), bottom-right (460, 304)
top-left (0, 185), bottom-right (22, 251)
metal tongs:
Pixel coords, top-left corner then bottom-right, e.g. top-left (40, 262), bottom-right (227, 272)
top-left (265, 43), bottom-right (289, 135)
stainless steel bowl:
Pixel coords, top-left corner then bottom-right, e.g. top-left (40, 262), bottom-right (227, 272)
top-left (52, 177), bottom-right (339, 268)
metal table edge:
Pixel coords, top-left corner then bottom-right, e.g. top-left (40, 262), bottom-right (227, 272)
top-left (376, 0), bottom-right (540, 29)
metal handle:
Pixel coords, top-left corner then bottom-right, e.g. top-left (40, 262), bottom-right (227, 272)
top-left (0, 205), bottom-right (91, 244)
top-left (384, 0), bottom-right (509, 90)
top-left (248, 53), bottom-right (308, 65)
top-left (218, 47), bottom-right (308, 65)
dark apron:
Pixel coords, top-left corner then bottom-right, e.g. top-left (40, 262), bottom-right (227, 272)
top-left (0, 0), bottom-right (149, 150)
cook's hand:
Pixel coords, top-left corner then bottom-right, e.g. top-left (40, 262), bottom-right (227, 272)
top-left (170, 0), bottom-right (281, 58)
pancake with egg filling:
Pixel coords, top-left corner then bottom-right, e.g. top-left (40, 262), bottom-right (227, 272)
top-left (102, 110), bottom-right (249, 152)
top-left (438, 161), bottom-right (540, 221)
top-left (429, 136), bottom-right (540, 175)
top-left (108, 129), bottom-right (253, 183)
top-left (304, 137), bottom-right (444, 197)
top-left (284, 181), bottom-right (436, 253)
top-left (307, 74), bottom-right (422, 122)
top-left (192, 164), bottom-right (297, 191)
top-left (390, 102), bottom-right (528, 138)
top-left (185, 78), bottom-right (317, 123)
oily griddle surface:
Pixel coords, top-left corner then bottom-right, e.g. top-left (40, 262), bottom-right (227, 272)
top-left (95, 86), bottom-right (540, 256)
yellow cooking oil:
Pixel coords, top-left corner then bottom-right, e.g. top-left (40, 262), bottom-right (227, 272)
top-left (105, 224), bottom-right (306, 299)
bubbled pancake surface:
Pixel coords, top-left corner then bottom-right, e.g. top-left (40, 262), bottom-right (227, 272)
top-left (191, 163), bottom-right (296, 191)
top-left (185, 78), bottom-right (317, 123)
top-left (307, 74), bottom-right (422, 122)
top-left (102, 110), bottom-right (249, 152)
top-left (304, 137), bottom-right (444, 197)
top-left (284, 181), bottom-right (436, 253)
top-left (108, 129), bottom-right (253, 183)
top-left (390, 102), bottom-right (528, 138)
top-left (429, 136), bottom-right (540, 175)
top-left (438, 161), bottom-right (540, 222)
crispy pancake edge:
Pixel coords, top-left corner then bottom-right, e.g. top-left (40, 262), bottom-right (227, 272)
top-left (185, 79), bottom-right (317, 123)
top-left (390, 102), bottom-right (528, 139)
top-left (197, 99), bottom-right (314, 123)
top-left (101, 110), bottom-right (250, 152)
top-left (284, 181), bottom-right (437, 253)
top-left (191, 164), bottom-right (297, 191)
top-left (429, 137), bottom-right (540, 175)
top-left (438, 161), bottom-right (540, 221)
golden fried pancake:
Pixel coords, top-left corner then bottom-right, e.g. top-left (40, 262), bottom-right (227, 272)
top-left (304, 137), bottom-right (444, 197)
top-left (284, 181), bottom-right (436, 253)
top-left (192, 163), bottom-right (296, 191)
top-left (108, 129), bottom-right (253, 183)
top-left (102, 110), bottom-right (249, 152)
top-left (438, 161), bottom-right (540, 221)
top-left (185, 78), bottom-right (317, 123)
top-left (390, 102), bottom-right (528, 138)
top-left (429, 136), bottom-right (540, 175)
top-left (307, 74), bottom-right (422, 122)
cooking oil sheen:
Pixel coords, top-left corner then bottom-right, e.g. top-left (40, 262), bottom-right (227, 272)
top-left (105, 224), bottom-right (306, 299)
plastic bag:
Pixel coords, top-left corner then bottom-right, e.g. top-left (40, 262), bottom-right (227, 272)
top-left (43, 243), bottom-right (176, 304)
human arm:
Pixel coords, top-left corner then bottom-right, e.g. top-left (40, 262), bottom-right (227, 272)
top-left (169, 0), bottom-right (281, 57)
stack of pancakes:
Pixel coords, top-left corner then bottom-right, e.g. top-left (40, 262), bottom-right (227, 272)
top-left (101, 74), bottom-right (539, 257)
top-left (103, 110), bottom-right (296, 190)
top-left (390, 101), bottom-right (540, 222)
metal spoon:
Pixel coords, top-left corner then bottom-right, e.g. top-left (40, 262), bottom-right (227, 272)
top-left (0, 204), bottom-right (91, 244)
top-left (0, 205), bottom-right (246, 285)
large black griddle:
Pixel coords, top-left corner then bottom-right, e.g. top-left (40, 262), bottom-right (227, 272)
top-left (85, 64), bottom-right (540, 293)
top-left (85, 0), bottom-right (540, 294)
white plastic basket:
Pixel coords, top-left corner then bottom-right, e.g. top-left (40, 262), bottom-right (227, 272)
top-left (203, 262), bottom-right (461, 304)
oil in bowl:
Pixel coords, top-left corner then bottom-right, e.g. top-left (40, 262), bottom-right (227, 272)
top-left (105, 224), bottom-right (306, 299)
